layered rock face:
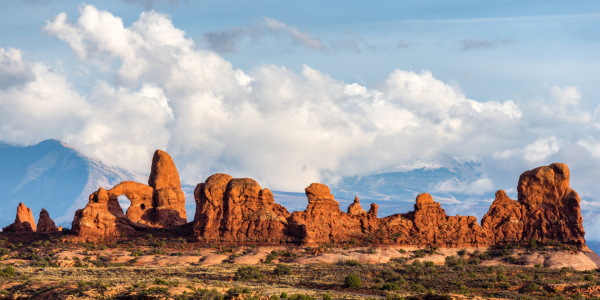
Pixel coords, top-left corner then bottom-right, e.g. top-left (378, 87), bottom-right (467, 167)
top-left (2, 203), bottom-right (36, 233)
top-left (482, 163), bottom-right (585, 245)
top-left (72, 150), bottom-right (187, 238)
top-left (193, 175), bottom-right (291, 243)
top-left (37, 209), bottom-right (59, 234)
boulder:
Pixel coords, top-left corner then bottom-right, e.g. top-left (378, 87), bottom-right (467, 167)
top-left (37, 209), bottom-right (59, 234)
top-left (2, 203), bottom-right (36, 233)
top-left (149, 150), bottom-right (187, 227)
top-left (347, 197), bottom-right (366, 215)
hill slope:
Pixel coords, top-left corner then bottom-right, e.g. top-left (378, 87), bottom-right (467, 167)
top-left (0, 139), bottom-right (145, 228)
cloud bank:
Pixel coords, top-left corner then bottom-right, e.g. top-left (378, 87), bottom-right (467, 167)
top-left (1, 5), bottom-right (600, 197)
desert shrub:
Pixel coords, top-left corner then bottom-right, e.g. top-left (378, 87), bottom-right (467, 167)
top-left (518, 274), bottom-right (531, 280)
top-left (469, 272), bottom-right (477, 278)
top-left (534, 273), bottom-right (545, 280)
top-left (271, 295), bottom-right (280, 300)
top-left (458, 284), bottom-right (468, 295)
top-left (413, 250), bottom-right (426, 258)
top-left (0, 248), bottom-right (9, 256)
top-left (529, 238), bottom-right (537, 249)
top-left (140, 287), bottom-right (169, 295)
top-left (534, 263), bottom-right (542, 268)
top-left (344, 275), bottom-right (361, 288)
top-left (497, 274), bottom-right (509, 282)
top-left (444, 255), bottom-right (465, 267)
top-left (412, 259), bottom-right (423, 268)
top-left (322, 294), bottom-right (332, 300)
top-left (457, 249), bottom-right (467, 256)
top-left (584, 274), bottom-right (594, 281)
top-left (274, 264), bottom-right (292, 276)
top-left (235, 266), bottom-right (264, 281)
top-left (345, 259), bottom-right (362, 266)
top-left (424, 261), bottom-right (434, 267)
top-left (560, 267), bottom-right (571, 274)
top-left (398, 249), bottom-right (406, 254)
top-left (411, 283), bottom-right (427, 293)
top-left (484, 282), bottom-right (495, 289)
top-left (280, 292), bottom-right (288, 298)
top-left (288, 294), bottom-right (315, 300)
top-left (391, 257), bottom-right (406, 264)
top-left (524, 283), bottom-right (539, 293)
top-left (381, 282), bottom-right (399, 291)
top-left (499, 282), bottom-right (511, 290)
top-left (154, 278), bottom-right (180, 287)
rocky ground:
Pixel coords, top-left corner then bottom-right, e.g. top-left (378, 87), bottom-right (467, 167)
top-left (0, 234), bottom-right (598, 299)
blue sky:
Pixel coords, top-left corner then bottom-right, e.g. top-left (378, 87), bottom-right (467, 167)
top-left (1, 0), bottom-right (600, 235)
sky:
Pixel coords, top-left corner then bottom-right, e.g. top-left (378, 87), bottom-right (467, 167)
top-left (1, 0), bottom-right (600, 234)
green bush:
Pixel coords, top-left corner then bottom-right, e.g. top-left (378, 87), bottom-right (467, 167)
top-left (345, 259), bottom-right (362, 266)
top-left (484, 282), bottom-right (495, 289)
top-left (529, 238), bottom-right (537, 249)
top-left (322, 294), bottom-right (332, 300)
top-left (411, 283), bottom-right (427, 293)
top-left (424, 261), bottom-right (435, 267)
top-left (344, 275), bottom-right (361, 288)
top-left (271, 295), bottom-right (280, 300)
top-left (235, 266), bottom-right (265, 281)
top-left (499, 282), bottom-right (511, 290)
top-left (288, 294), bottom-right (315, 300)
top-left (457, 249), bottom-right (467, 256)
top-left (584, 274), bottom-right (594, 281)
top-left (381, 282), bottom-right (399, 291)
top-left (280, 292), bottom-right (288, 298)
top-left (524, 283), bottom-right (538, 293)
top-left (274, 264), bottom-right (292, 276)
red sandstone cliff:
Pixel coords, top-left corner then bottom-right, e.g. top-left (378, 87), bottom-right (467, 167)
top-left (482, 163), bottom-right (585, 245)
top-left (62, 148), bottom-right (586, 247)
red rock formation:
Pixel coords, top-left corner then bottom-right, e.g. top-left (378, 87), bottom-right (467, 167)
top-left (347, 197), bottom-right (366, 215)
top-left (395, 193), bottom-right (488, 247)
top-left (72, 150), bottom-right (188, 238)
top-left (481, 190), bottom-right (523, 243)
top-left (37, 209), bottom-right (59, 234)
top-left (482, 163), bottom-right (585, 245)
top-left (149, 150), bottom-right (187, 228)
top-left (72, 187), bottom-right (137, 238)
top-left (2, 203), bottom-right (36, 233)
top-left (192, 175), bottom-right (290, 243)
top-left (107, 181), bottom-right (154, 225)
top-left (288, 183), bottom-right (364, 244)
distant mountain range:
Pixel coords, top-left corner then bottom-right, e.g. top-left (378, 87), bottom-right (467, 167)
top-left (0, 139), bottom-right (145, 228)
top-left (0, 139), bottom-right (597, 254)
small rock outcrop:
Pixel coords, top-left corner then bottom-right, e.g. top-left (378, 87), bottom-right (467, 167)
top-left (482, 163), bottom-right (585, 245)
top-left (2, 203), bottom-right (36, 233)
top-left (72, 150), bottom-right (187, 238)
top-left (37, 209), bottom-right (59, 234)
top-left (347, 197), bottom-right (366, 215)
